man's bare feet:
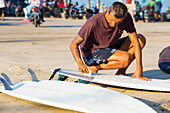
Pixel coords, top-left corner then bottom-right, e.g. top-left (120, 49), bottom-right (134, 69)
top-left (88, 66), bottom-right (98, 73)
top-left (116, 73), bottom-right (129, 77)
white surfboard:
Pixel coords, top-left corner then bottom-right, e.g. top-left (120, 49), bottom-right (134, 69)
top-left (51, 69), bottom-right (170, 92)
top-left (0, 69), bottom-right (156, 113)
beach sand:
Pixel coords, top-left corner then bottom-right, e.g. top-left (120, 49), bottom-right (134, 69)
top-left (0, 17), bottom-right (169, 113)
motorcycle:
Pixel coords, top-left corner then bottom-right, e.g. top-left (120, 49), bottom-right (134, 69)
top-left (81, 5), bottom-right (99, 19)
top-left (70, 5), bottom-right (83, 19)
top-left (64, 7), bottom-right (70, 19)
top-left (30, 6), bottom-right (42, 27)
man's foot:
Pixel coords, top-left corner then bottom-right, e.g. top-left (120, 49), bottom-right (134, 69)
top-left (42, 19), bottom-right (45, 22)
top-left (115, 68), bottom-right (128, 76)
top-left (115, 73), bottom-right (129, 77)
top-left (88, 66), bottom-right (98, 73)
top-left (22, 19), bottom-right (30, 23)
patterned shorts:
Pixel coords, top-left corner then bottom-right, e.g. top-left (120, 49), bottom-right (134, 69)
top-left (83, 36), bottom-right (127, 66)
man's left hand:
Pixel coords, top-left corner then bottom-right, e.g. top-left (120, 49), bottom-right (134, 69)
top-left (131, 70), bottom-right (150, 81)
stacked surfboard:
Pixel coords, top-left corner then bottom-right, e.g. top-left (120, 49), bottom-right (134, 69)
top-left (0, 68), bottom-right (158, 113)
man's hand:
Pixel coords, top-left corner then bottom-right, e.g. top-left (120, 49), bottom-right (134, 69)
top-left (78, 64), bottom-right (89, 73)
top-left (131, 70), bottom-right (150, 81)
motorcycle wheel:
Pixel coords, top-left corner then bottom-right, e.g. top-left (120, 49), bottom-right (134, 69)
top-left (65, 13), bottom-right (69, 19)
top-left (71, 11), bottom-right (77, 19)
top-left (34, 15), bottom-right (38, 27)
top-left (15, 12), bottom-right (19, 17)
top-left (86, 14), bottom-right (91, 19)
top-left (37, 16), bottom-right (40, 27)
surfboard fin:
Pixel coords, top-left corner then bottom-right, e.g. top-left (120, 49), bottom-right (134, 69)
top-left (49, 68), bottom-right (61, 80)
top-left (27, 68), bottom-right (39, 82)
top-left (0, 77), bottom-right (12, 90)
top-left (1, 73), bottom-right (13, 86)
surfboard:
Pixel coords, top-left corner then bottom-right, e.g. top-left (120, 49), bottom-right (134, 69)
top-left (51, 68), bottom-right (170, 92)
top-left (0, 69), bottom-right (156, 113)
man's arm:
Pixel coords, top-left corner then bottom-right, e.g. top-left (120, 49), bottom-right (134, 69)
top-left (70, 35), bottom-right (89, 73)
top-left (128, 32), bottom-right (150, 81)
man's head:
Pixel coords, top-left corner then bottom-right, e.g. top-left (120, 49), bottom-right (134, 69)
top-left (106, 2), bottom-right (128, 27)
top-left (109, 2), bottom-right (128, 18)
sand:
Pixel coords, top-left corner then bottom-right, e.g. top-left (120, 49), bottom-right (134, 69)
top-left (0, 17), bottom-right (169, 113)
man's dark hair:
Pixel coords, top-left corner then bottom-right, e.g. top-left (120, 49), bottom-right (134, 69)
top-left (109, 2), bottom-right (128, 18)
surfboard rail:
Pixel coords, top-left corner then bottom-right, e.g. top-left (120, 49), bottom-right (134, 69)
top-left (51, 68), bottom-right (170, 92)
top-left (0, 69), bottom-right (157, 113)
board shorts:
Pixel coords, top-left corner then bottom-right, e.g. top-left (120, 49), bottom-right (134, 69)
top-left (0, 8), bottom-right (5, 14)
top-left (159, 62), bottom-right (170, 74)
top-left (83, 36), bottom-right (127, 66)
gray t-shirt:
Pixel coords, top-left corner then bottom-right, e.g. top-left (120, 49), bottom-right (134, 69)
top-left (78, 12), bottom-right (136, 57)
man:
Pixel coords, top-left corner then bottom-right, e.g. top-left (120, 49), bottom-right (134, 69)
top-left (22, 0), bottom-right (44, 23)
top-left (158, 46), bottom-right (170, 74)
top-left (99, 3), bottom-right (109, 13)
top-left (154, 0), bottom-right (162, 21)
top-left (125, 0), bottom-right (131, 4)
top-left (0, 0), bottom-right (8, 21)
top-left (147, 0), bottom-right (155, 9)
top-left (70, 2), bottom-right (149, 81)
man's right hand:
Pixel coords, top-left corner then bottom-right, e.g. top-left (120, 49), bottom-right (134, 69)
top-left (78, 64), bottom-right (89, 73)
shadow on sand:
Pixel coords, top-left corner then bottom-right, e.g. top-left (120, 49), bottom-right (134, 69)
top-left (135, 97), bottom-right (170, 113)
top-left (41, 25), bottom-right (82, 28)
top-left (0, 39), bottom-right (55, 43)
top-left (128, 69), bottom-right (170, 80)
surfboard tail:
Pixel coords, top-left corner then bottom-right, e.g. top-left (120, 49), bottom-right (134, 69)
top-left (1, 73), bottom-right (13, 86)
top-left (27, 68), bottom-right (39, 82)
top-left (0, 77), bottom-right (12, 90)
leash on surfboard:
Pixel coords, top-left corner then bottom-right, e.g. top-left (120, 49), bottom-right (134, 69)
top-left (49, 68), bottom-right (62, 80)
top-left (49, 68), bottom-right (69, 81)
top-left (49, 68), bottom-right (89, 84)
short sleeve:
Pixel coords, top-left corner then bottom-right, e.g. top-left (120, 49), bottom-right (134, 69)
top-left (78, 20), bottom-right (93, 40)
top-left (124, 13), bottom-right (136, 33)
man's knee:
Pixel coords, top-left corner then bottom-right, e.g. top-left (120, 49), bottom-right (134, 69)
top-left (121, 53), bottom-right (133, 68)
top-left (137, 34), bottom-right (146, 48)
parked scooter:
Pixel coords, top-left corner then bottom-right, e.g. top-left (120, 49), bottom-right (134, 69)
top-left (83, 6), bottom-right (99, 19)
top-left (70, 5), bottom-right (83, 19)
top-left (30, 6), bottom-right (42, 27)
top-left (64, 7), bottom-right (70, 19)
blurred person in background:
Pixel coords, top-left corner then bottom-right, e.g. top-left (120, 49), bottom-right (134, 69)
top-left (125, 0), bottom-right (131, 4)
top-left (59, 0), bottom-right (64, 13)
top-left (154, 0), bottom-right (162, 21)
top-left (0, 0), bottom-right (9, 21)
top-left (158, 46), bottom-right (170, 74)
top-left (99, 3), bottom-right (109, 13)
top-left (146, 0), bottom-right (155, 11)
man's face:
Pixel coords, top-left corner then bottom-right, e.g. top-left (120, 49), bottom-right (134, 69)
top-left (106, 11), bottom-right (125, 27)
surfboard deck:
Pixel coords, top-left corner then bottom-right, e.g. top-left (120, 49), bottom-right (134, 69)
top-left (0, 69), bottom-right (157, 113)
top-left (51, 69), bottom-right (170, 92)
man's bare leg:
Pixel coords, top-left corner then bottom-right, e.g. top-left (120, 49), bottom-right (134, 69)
top-left (88, 50), bottom-right (134, 73)
top-left (115, 34), bottom-right (146, 76)
top-left (88, 34), bottom-right (146, 74)
top-left (1, 13), bottom-right (4, 21)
